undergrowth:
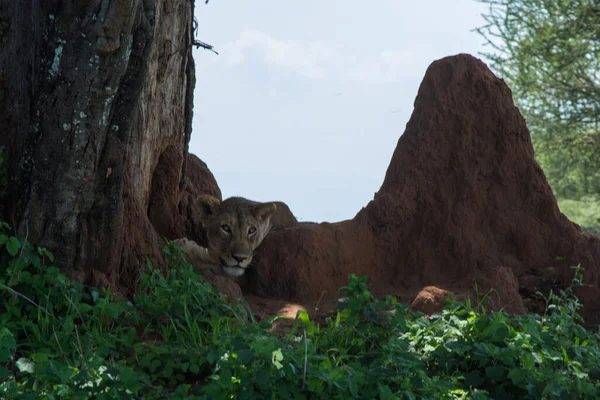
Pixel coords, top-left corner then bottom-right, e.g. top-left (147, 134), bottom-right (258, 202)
top-left (1, 222), bottom-right (600, 399)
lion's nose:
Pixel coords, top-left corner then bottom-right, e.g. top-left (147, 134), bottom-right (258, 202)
top-left (232, 255), bottom-right (247, 263)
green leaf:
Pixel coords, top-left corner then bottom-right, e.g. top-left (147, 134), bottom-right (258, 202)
top-left (0, 328), bottom-right (16, 350)
top-left (521, 352), bottom-right (535, 369)
top-left (53, 361), bottom-right (74, 383)
top-left (258, 320), bottom-right (272, 330)
top-left (38, 247), bottom-right (55, 262)
top-left (237, 349), bottom-right (252, 364)
top-left (120, 367), bottom-right (137, 386)
top-left (464, 371), bottom-right (484, 387)
top-left (329, 367), bottom-right (346, 384)
top-left (297, 310), bottom-right (310, 325)
top-left (254, 369), bottom-right (270, 389)
top-left (297, 310), bottom-right (315, 335)
top-left (0, 348), bottom-right (11, 363)
top-left (0, 234), bottom-right (7, 245)
top-left (378, 384), bottom-right (398, 400)
top-left (403, 392), bottom-right (416, 400)
top-left (561, 346), bottom-right (570, 363)
top-left (189, 363), bottom-right (200, 374)
top-left (508, 368), bottom-right (527, 386)
top-left (150, 358), bottom-right (161, 372)
top-left (218, 365), bottom-right (232, 387)
top-left (6, 237), bottom-right (21, 256)
top-left (180, 362), bottom-right (189, 372)
top-left (32, 352), bottom-right (49, 364)
top-left (207, 349), bottom-right (219, 365)
top-left (349, 378), bottom-right (359, 397)
top-left (485, 365), bottom-right (505, 381)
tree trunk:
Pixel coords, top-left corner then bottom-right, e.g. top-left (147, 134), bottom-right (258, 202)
top-left (0, 0), bottom-right (203, 292)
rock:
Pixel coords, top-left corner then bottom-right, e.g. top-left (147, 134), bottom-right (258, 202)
top-left (204, 275), bottom-right (243, 302)
top-left (410, 286), bottom-right (452, 315)
top-left (183, 154), bottom-right (223, 201)
top-left (248, 54), bottom-right (600, 324)
top-left (148, 152), bottom-right (221, 247)
top-left (177, 154), bottom-right (222, 246)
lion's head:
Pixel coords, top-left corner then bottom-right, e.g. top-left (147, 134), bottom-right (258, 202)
top-left (198, 195), bottom-right (277, 277)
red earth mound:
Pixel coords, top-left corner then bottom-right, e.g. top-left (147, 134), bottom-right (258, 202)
top-left (409, 286), bottom-right (453, 316)
top-left (149, 153), bottom-right (222, 247)
top-left (241, 53), bottom-right (600, 324)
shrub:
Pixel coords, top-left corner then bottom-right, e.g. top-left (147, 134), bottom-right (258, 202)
top-left (1, 222), bottom-right (599, 399)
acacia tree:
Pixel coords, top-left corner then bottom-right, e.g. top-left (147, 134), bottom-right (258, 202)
top-left (0, 0), bottom-right (214, 291)
top-left (475, 0), bottom-right (600, 221)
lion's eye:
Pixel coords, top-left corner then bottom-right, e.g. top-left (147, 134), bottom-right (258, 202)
top-left (221, 224), bottom-right (231, 233)
top-left (248, 227), bottom-right (257, 235)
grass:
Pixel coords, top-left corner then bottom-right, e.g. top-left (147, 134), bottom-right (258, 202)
top-left (1, 221), bottom-right (600, 399)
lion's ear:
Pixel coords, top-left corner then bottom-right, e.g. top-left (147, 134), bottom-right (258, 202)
top-left (253, 202), bottom-right (277, 220)
top-left (197, 194), bottom-right (221, 217)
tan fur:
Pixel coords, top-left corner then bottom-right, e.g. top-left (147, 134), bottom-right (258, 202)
top-left (175, 196), bottom-right (298, 278)
top-left (173, 238), bottom-right (220, 276)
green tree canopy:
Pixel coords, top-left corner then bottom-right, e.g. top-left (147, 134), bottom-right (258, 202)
top-left (476, 0), bottom-right (600, 136)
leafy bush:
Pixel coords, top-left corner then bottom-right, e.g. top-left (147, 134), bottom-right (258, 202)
top-left (0, 223), bottom-right (245, 398)
top-left (1, 222), bottom-right (600, 399)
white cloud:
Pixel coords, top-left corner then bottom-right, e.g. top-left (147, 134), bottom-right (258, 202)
top-left (348, 49), bottom-right (423, 83)
top-left (222, 30), bottom-right (334, 79)
top-left (219, 31), bottom-right (426, 85)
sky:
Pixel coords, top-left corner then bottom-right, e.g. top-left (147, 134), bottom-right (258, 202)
top-left (190, 0), bottom-right (490, 223)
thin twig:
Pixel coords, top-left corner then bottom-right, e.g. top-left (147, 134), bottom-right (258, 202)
top-left (314, 290), bottom-right (326, 314)
top-left (193, 39), bottom-right (218, 55)
top-left (52, 325), bottom-right (67, 359)
top-left (0, 283), bottom-right (54, 318)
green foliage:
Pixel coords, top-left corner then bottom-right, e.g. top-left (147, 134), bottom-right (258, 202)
top-left (533, 133), bottom-right (600, 200)
top-left (2, 223), bottom-right (600, 398)
top-left (475, 0), bottom-right (600, 235)
top-left (0, 225), bottom-right (243, 398)
top-left (475, 0), bottom-right (600, 135)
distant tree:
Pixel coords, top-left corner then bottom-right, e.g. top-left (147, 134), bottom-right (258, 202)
top-left (475, 0), bottom-right (600, 235)
top-left (475, 0), bottom-right (600, 199)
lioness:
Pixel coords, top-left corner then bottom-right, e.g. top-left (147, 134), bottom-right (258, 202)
top-left (174, 195), bottom-right (297, 278)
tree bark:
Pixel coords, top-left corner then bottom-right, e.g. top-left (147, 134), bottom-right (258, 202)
top-left (1, 0), bottom-right (199, 291)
